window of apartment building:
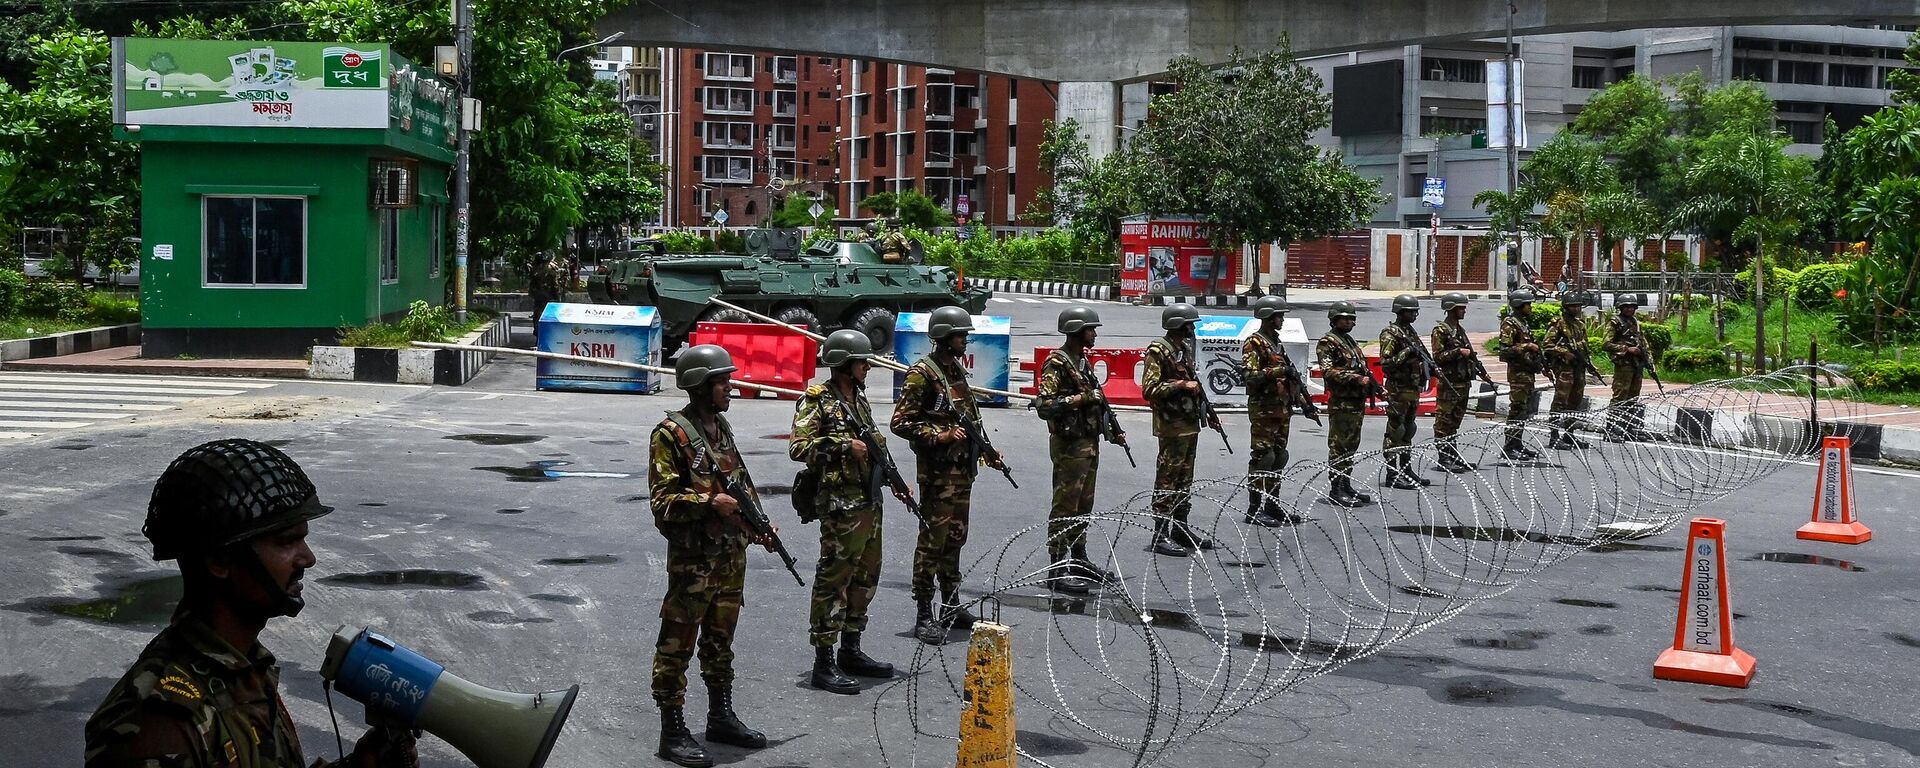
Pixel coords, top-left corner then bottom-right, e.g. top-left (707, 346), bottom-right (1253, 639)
top-left (952, 132), bottom-right (975, 156)
top-left (204, 196), bottom-right (306, 287)
top-left (875, 134), bottom-right (888, 166)
top-left (704, 53), bottom-right (753, 81)
top-left (1404, 165), bottom-right (1428, 197)
top-left (1832, 63), bottom-right (1872, 89)
top-left (1778, 60), bottom-right (1822, 85)
top-left (704, 121), bottom-right (754, 149)
top-left (772, 124), bottom-right (796, 151)
top-left (852, 94), bottom-right (870, 120)
top-left (855, 137), bottom-right (869, 160)
top-left (900, 133), bottom-right (916, 157)
top-left (818, 56), bottom-right (833, 64)
top-left (773, 56), bottom-right (797, 84)
top-left (1780, 41), bottom-right (1823, 55)
top-left (701, 156), bottom-right (752, 184)
top-left (1421, 57), bottom-right (1485, 83)
top-left (1880, 66), bottom-right (1897, 89)
top-left (703, 87), bottom-right (754, 115)
top-left (1613, 64), bottom-right (1635, 81)
top-left (1780, 119), bottom-right (1821, 144)
top-left (1775, 101), bottom-right (1823, 115)
top-left (774, 91), bottom-right (797, 117)
top-left (1835, 45), bottom-right (1876, 59)
top-left (1572, 65), bottom-right (1606, 89)
top-left (1006, 125), bottom-right (1017, 147)
top-left (926, 131), bottom-right (951, 161)
top-left (1733, 57), bottom-right (1773, 82)
top-left (1419, 115), bottom-right (1486, 136)
top-left (1733, 37), bottom-right (1774, 51)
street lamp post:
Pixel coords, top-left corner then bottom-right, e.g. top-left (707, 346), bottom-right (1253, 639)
top-left (554, 32), bottom-right (624, 64)
top-left (1503, 0), bottom-right (1520, 290)
top-left (451, 0), bottom-right (473, 322)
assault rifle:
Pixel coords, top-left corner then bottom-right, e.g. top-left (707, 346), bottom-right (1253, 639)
top-left (1174, 343), bottom-right (1232, 454)
top-left (938, 378), bottom-right (1017, 488)
top-left (1628, 323), bottom-right (1664, 394)
top-left (836, 402), bottom-right (922, 522)
top-left (1077, 355), bottom-right (1136, 467)
top-left (722, 474), bottom-right (805, 585)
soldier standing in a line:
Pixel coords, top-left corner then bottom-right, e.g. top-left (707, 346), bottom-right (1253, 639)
top-left (875, 218), bottom-right (911, 263)
top-left (1378, 295), bottom-right (1432, 490)
top-left (1543, 293), bottom-right (1595, 451)
top-left (85, 439), bottom-right (417, 768)
top-left (1601, 296), bottom-right (1650, 442)
top-left (1142, 303), bottom-right (1218, 557)
top-left (1240, 295), bottom-right (1302, 526)
top-left (649, 345), bottom-right (772, 768)
top-left (789, 330), bottom-right (899, 695)
top-left (1034, 306), bottom-right (1128, 593)
top-left (891, 305), bottom-right (1007, 644)
top-left (1316, 301), bottom-right (1377, 507)
top-left (1497, 288), bottom-right (1545, 462)
top-left (1430, 293), bottom-right (1480, 473)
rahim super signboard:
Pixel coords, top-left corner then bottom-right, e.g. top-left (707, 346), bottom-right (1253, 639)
top-left (114, 38), bottom-right (396, 129)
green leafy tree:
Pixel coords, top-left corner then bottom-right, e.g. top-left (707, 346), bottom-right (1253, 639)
top-left (767, 194), bottom-right (833, 228)
top-left (1029, 117), bottom-right (1140, 260)
top-left (856, 189), bottom-right (944, 229)
top-left (1838, 104), bottom-right (1920, 349)
top-left (1674, 129), bottom-right (1818, 369)
top-left (1123, 36), bottom-right (1382, 292)
top-left (1888, 29), bottom-right (1920, 105)
top-left (573, 80), bottom-right (663, 251)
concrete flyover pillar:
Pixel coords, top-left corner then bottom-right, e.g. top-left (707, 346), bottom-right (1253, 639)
top-left (1057, 81), bottom-right (1121, 159)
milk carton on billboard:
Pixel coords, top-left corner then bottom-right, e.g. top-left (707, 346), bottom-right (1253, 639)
top-left (1193, 315), bottom-right (1258, 407)
top-left (892, 312), bottom-right (1011, 405)
top-left (536, 303), bottom-right (662, 392)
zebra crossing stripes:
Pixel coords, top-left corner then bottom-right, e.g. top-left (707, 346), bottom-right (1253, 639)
top-left (0, 372), bottom-right (277, 440)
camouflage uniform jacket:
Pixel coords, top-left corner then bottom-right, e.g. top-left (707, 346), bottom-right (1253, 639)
top-left (876, 231), bottom-right (911, 260)
top-left (1601, 315), bottom-right (1645, 366)
top-left (1497, 315), bottom-right (1542, 374)
top-left (1542, 315), bottom-right (1589, 372)
top-left (1377, 322), bottom-right (1429, 392)
top-left (1141, 337), bottom-right (1202, 436)
top-left (1430, 321), bottom-right (1476, 384)
top-left (891, 355), bottom-right (994, 471)
top-left (1241, 330), bottom-right (1296, 410)
top-left (84, 610), bottom-right (310, 768)
top-left (790, 382), bottom-right (886, 514)
top-left (650, 407), bottom-right (752, 555)
top-left (1315, 331), bottom-right (1372, 406)
top-left (1034, 349), bottom-right (1107, 439)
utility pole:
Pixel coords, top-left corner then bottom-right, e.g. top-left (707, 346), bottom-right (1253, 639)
top-left (451, 0), bottom-right (474, 322)
top-left (1503, 0), bottom-right (1519, 290)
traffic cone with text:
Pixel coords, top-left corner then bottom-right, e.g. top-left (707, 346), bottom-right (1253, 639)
top-left (1653, 518), bottom-right (1757, 688)
top-left (1797, 435), bottom-right (1872, 544)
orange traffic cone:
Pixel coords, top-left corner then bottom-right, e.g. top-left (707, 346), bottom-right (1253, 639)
top-left (1653, 518), bottom-right (1757, 688)
top-left (1797, 436), bottom-right (1872, 544)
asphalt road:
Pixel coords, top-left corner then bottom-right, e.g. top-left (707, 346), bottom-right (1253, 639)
top-left (3, 299), bottom-right (1917, 768)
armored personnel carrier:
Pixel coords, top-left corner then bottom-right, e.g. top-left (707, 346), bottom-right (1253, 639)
top-left (588, 229), bottom-right (991, 356)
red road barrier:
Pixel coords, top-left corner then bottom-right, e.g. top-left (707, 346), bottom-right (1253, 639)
top-left (1798, 436), bottom-right (1872, 544)
top-left (691, 321), bottom-right (816, 400)
top-left (1018, 347), bottom-right (1149, 407)
top-left (1307, 355), bottom-right (1437, 416)
top-left (1652, 518), bottom-right (1757, 688)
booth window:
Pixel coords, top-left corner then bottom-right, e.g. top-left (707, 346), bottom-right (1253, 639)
top-left (429, 204), bottom-right (444, 278)
top-left (204, 196), bottom-right (305, 287)
top-left (379, 209), bottom-right (400, 283)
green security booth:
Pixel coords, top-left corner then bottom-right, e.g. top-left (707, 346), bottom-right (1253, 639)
top-left (113, 38), bottom-right (458, 357)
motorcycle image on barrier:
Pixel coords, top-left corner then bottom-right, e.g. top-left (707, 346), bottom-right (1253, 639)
top-left (1206, 352), bottom-right (1244, 395)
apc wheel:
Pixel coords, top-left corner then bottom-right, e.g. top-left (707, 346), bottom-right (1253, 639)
top-left (774, 306), bottom-right (821, 334)
top-left (847, 307), bottom-right (896, 353)
top-left (700, 306), bottom-right (753, 325)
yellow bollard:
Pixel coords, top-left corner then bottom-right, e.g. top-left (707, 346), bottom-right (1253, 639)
top-left (955, 621), bottom-right (1016, 768)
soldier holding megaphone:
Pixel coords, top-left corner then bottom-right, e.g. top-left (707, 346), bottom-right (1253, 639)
top-left (85, 439), bottom-right (418, 768)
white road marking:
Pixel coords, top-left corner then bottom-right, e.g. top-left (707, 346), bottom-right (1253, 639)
top-left (0, 373), bottom-right (278, 389)
top-left (0, 400), bottom-right (174, 411)
top-left (0, 419), bottom-right (94, 429)
top-left (0, 382), bottom-right (246, 397)
top-left (0, 373), bottom-right (280, 440)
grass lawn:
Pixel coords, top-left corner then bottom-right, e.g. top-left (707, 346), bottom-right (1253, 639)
top-left (1653, 299), bottom-right (1920, 406)
top-left (335, 312), bottom-right (495, 349)
top-left (0, 316), bottom-right (126, 341)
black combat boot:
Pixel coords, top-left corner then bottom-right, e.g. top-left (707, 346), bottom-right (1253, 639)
top-left (1406, 455), bottom-right (1432, 485)
top-left (1150, 519), bottom-right (1190, 557)
top-left (941, 587), bottom-right (978, 628)
top-left (1437, 443), bottom-right (1474, 473)
top-left (1244, 487), bottom-right (1283, 527)
top-left (1071, 542), bottom-right (1120, 584)
top-left (704, 683), bottom-right (766, 748)
top-left (1049, 564), bottom-right (1092, 594)
top-left (658, 705), bottom-right (713, 767)
top-left (1386, 454), bottom-right (1422, 489)
top-left (837, 632), bottom-right (894, 678)
top-left (1327, 476), bottom-right (1361, 507)
top-left (1347, 476), bottom-right (1374, 505)
top-left (810, 644), bottom-right (859, 694)
top-left (912, 599), bottom-right (944, 645)
top-left (1171, 507), bottom-right (1214, 550)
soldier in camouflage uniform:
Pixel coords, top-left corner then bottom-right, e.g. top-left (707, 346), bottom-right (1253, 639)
top-left (1601, 296), bottom-right (1651, 442)
top-left (1240, 295), bottom-right (1305, 526)
top-left (1316, 301), bottom-right (1378, 507)
top-left (649, 345), bottom-right (772, 767)
top-left (1142, 303), bottom-right (1219, 557)
top-left (1542, 293), bottom-right (1595, 451)
top-left (1430, 293), bottom-right (1480, 473)
top-left (891, 305), bottom-right (1008, 644)
top-left (86, 439), bottom-right (416, 768)
top-left (1378, 295), bottom-right (1434, 490)
top-left (1034, 306), bottom-right (1130, 593)
top-left (1497, 289), bottom-right (1545, 461)
top-left (790, 330), bottom-right (901, 694)
top-left (875, 218), bottom-right (912, 263)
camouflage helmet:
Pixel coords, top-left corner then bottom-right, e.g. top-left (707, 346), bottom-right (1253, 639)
top-left (144, 439), bottom-right (334, 561)
top-left (1057, 306), bottom-right (1103, 334)
top-left (864, 221), bottom-right (881, 235)
top-left (675, 344), bottom-right (737, 390)
top-left (1616, 294), bottom-right (1642, 308)
top-left (1442, 292), bottom-right (1470, 311)
top-left (820, 328), bottom-right (875, 368)
top-left (1392, 294), bottom-right (1420, 313)
top-left (1327, 301), bottom-right (1358, 320)
top-left (1561, 292), bottom-right (1588, 309)
top-left (1507, 287), bottom-right (1537, 306)
top-left (1252, 295), bottom-right (1288, 320)
top-left (886, 217), bottom-right (902, 229)
top-left (1161, 303), bottom-right (1201, 330)
top-left (927, 305), bottom-right (974, 340)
